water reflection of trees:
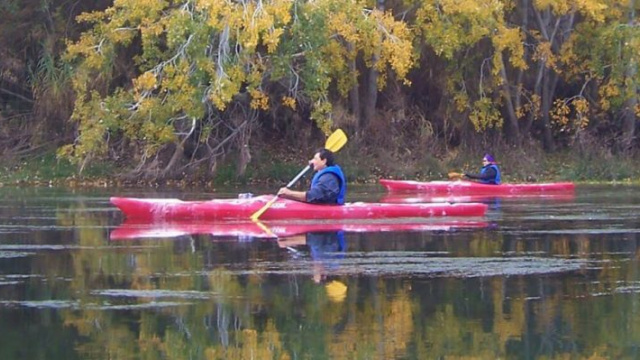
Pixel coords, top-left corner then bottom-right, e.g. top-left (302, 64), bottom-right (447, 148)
top-left (48, 206), bottom-right (640, 359)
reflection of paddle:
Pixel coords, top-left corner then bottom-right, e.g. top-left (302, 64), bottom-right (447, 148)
top-left (250, 129), bottom-right (348, 221)
top-left (325, 280), bottom-right (347, 303)
top-left (252, 220), bottom-right (276, 238)
top-left (448, 172), bottom-right (464, 180)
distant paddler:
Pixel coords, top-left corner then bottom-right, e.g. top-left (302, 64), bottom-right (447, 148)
top-left (449, 153), bottom-right (501, 185)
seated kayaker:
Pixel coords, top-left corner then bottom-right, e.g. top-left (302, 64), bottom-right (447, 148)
top-left (277, 148), bottom-right (347, 204)
top-left (462, 153), bottom-right (501, 185)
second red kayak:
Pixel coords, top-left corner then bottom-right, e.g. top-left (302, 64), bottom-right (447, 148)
top-left (379, 179), bottom-right (575, 195)
top-left (110, 195), bottom-right (488, 221)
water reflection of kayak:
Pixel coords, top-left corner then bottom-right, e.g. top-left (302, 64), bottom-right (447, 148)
top-left (379, 179), bottom-right (575, 195)
top-left (380, 192), bottom-right (576, 204)
top-left (109, 219), bottom-right (490, 240)
top-left (110, 195), bottom-right (488, 221)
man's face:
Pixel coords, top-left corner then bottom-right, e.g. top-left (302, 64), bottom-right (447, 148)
top-left (309, 152), bottom-right (327, 171)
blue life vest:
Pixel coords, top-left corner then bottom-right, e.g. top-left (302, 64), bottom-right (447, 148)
top-left (480, 164), bottom-right (501, 185)
top-left (311, 165), bottom-right (347, 205)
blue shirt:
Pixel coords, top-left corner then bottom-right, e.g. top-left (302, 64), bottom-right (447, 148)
top-left (306, 172), bottom-right (342, 204)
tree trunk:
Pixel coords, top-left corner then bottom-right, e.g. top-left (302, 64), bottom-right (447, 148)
top-left (359, 0), bottom-right (385, 137)
top-left (499, 56), bottom-right (521, 143)
top-left (620, 1), bottom-right (638, 152)
top-left (540, 69), bottom-right (558, 152)
top-left (347, 41), bottom-right (361, 126)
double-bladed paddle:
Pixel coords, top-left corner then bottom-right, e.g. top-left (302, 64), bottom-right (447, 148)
top-left (250, 129), bottom-right (348, 221)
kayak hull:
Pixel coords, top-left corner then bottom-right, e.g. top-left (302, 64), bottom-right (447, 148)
top-left (110, 195), bottom-right (488, 221)
top-left (110, 219), bottom-right (490, 240)
top-left (379, 179), bottom-right (575, 195)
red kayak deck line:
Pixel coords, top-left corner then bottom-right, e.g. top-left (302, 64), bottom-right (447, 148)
top-left (110, 219), bottom-right (490, 240)
top-left (379, 179), bottom-right (575, 195)
top-left (110, 195), bottom-right (488, 221)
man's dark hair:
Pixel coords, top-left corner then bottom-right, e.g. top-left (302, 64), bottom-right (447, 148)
top-left (316, 148), bottom-right (335, 166)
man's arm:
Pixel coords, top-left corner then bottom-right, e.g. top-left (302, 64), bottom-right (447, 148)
top-left (278, 187), bottom-right (307, 201)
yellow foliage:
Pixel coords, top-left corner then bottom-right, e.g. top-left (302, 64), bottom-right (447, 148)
top-left (533, 0), bottom-right (570, 15)
top-left (264, 28), bottom-right (284, 53)
top-left (551, 99), bottom-right (571, 126)
top-left (493, 26), bottom-right (527, 70)
top-left (573, 98), bottom-right (590, 128)
top-left (453, 91), bottom-right (469, 113)
top-left (469, 98), bottom-right (503, 131)
top-left (576, 0), bottom-right (609, 23)
top-left (558, 39), bottom-right (583, 77)
top-left (249, 88), bottom-right (270, 110)
top-left (533, 41), bottom-right (558, 71)
top-left (281, 96), bottom-right (296, 110)
top-left (310, 100), bottom-right (334, 135)
top-left (515, 93), bottom-right (541, 121)
top-left (376, 10), bottom-right (416, 81)
top-left (328, 12), bottom-right (360, 45)
top-left (133, 71), bottom-right (157, 92)
top-left (534, 0), bottom-right (609, 22)
top-left (598, 81), bottom-right (620, 111)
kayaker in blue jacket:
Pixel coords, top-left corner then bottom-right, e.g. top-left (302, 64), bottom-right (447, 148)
top-left (463, 153), bottom-right (501, 185)
top-left (278, 148), bottom-right (347, 204)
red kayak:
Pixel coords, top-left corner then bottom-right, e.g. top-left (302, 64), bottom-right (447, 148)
top-left (110, 219), bottom-right (490, 240)
top-left (379, 179), bottom-right (575, 195)
top-left (110, 195), bottom-right (487, 221)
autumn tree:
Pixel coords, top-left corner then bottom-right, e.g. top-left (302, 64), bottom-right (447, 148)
top-left (560, 0), bottom-right (640, 152)
top-left (61, 0), bottom-right (415, 179)
top-left (411, 0), bottom-right (637, 152)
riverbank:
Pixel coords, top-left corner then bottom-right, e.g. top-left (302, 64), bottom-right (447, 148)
top-left (1, 144), bottom-right (638, 187)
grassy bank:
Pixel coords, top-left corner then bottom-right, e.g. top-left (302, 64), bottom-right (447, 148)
top-left (1, 144), bottom-right (639, 187)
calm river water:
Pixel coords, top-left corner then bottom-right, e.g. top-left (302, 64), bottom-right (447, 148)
top-left (0, 184), bottom-right (639, 359)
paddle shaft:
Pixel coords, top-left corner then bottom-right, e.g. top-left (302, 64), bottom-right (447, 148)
top-left (287, 165), bottom-right (312, 188)
top-left (250, 165), bottom-right (311, 221)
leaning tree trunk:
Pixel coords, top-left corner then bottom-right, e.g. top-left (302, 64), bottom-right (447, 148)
top-left (499, 56), bottom-right (521, 144)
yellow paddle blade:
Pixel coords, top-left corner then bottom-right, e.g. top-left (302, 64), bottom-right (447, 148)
top-left (448, 172), bottom-right (463, 180)
top-left (325, 129), bottom-right (347, 152)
